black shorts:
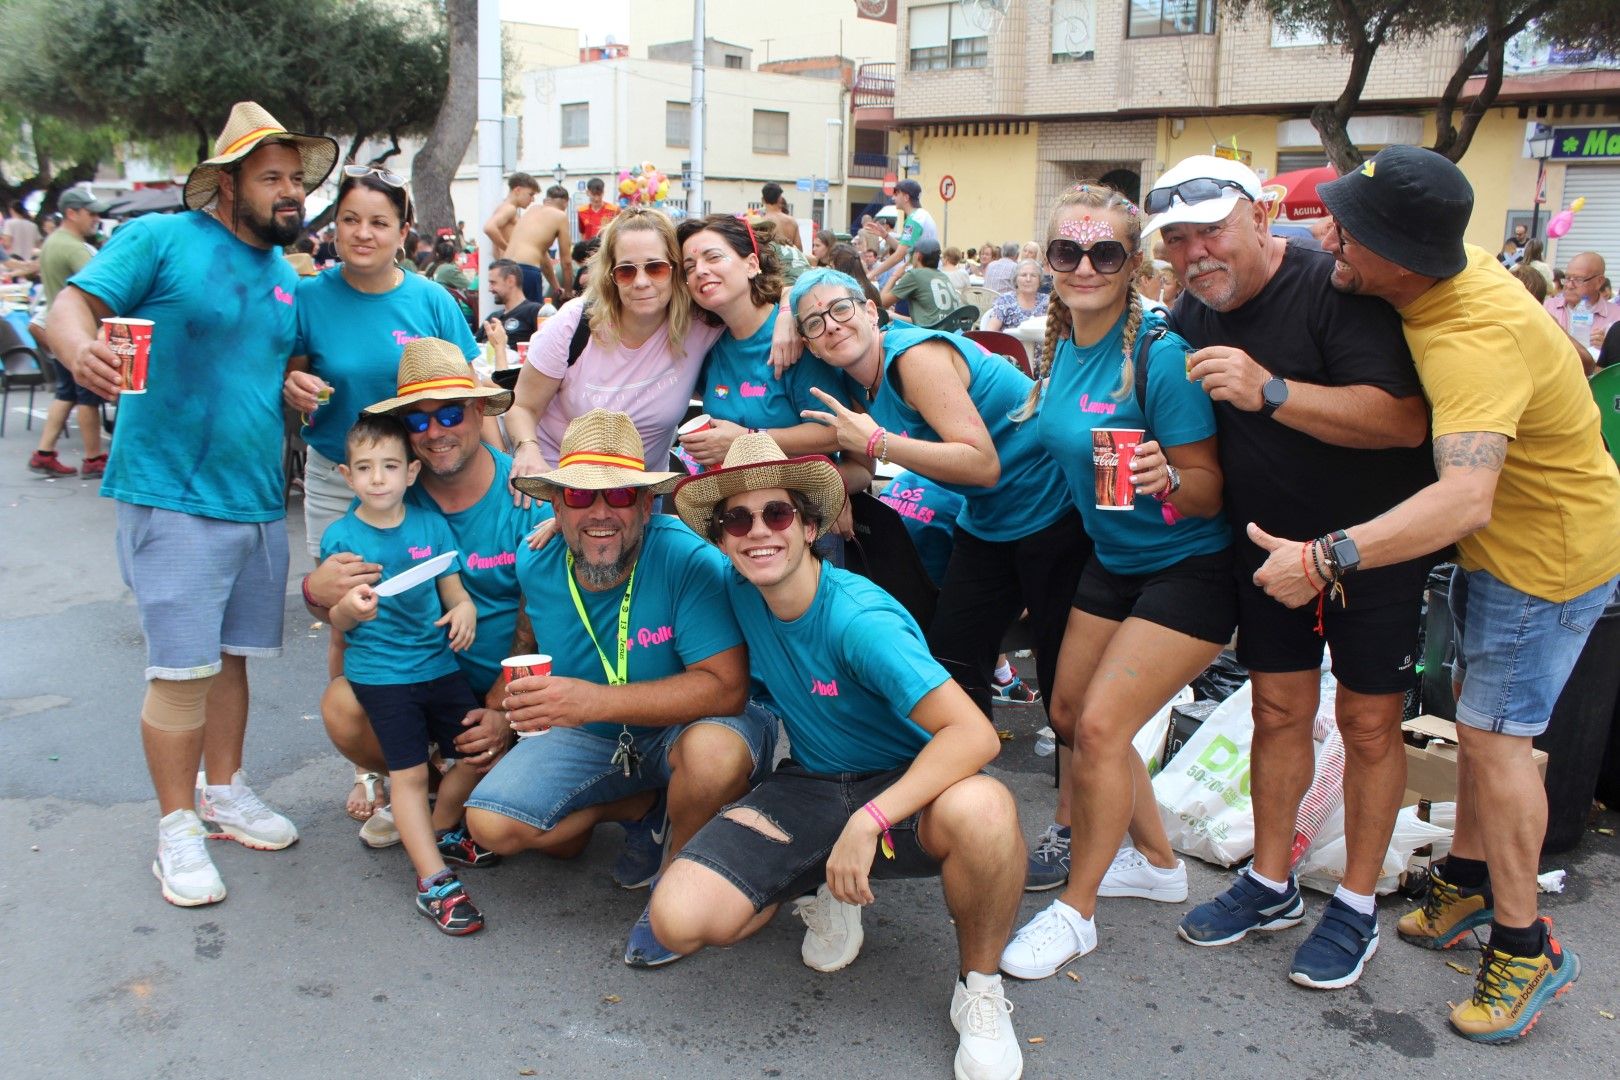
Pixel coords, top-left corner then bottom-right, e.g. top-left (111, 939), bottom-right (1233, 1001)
top-left (1234, 577), bottom-right (1423, 695)
top-left (350, 670), bottom-right (481, 771)
top-left (51, 356), bottom-right (106, 407)
top-left (1073, 549), bottom-right (1237, 645)
top-left (517, 262), bottom-right (543, 302)
top-left (675, 762), bottom-right (944, 911)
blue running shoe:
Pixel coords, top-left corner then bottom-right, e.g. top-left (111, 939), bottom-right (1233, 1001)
top-left (1289, 897), bottom-right (1380, 989)
top-left (1178, 872), bottom-right (1305, 947)
top-left (437, 824), bottom-right (502, 869)
top-left (624, 898), bottom-right (680, 968)
top-left (1024, 823), bottom-right (1070, 892)
top-left (613, 792), bottom-right (667, 889)
top-left (416, 874), bottom-right (483, 936)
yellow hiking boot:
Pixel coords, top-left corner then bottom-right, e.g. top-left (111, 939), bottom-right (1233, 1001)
top-left (1398, 862), bottom-right (1492, 949)
top-left (1449, 918), bottom-right (1580, 1043)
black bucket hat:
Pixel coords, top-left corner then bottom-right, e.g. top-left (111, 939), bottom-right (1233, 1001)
top-left (1317, 145), bottom-right (1473, 279)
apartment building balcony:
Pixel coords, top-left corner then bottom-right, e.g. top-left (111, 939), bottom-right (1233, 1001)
top-left (853, 62), bottom-right (896, 127)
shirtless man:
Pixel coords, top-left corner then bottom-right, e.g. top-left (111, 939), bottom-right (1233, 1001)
top-left (760, 183), bottom-right (802, 250)
top-left (505, 185), bottom-right (572, 303)
top-left (482, 172), bottom-right (538, 259)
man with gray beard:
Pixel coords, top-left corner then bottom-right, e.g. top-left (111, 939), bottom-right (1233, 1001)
top-left (1146, 156), bottom-right (1439, 990)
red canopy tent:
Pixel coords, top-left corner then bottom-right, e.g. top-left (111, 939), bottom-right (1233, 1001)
top-left (1263, 165), bottom-right (1339, 222)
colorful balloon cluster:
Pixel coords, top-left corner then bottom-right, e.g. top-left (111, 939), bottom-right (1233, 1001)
top-left (617, 162), bottom-right (671, 208)
top-left (1546, 196), bottom-right (1586, 239)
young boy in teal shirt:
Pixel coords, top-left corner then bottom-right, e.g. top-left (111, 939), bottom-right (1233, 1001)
top-left (321, 414), bottom-right (489, 935)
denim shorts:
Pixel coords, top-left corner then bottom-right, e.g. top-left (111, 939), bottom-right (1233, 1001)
top-left (350, 670), bottom-right (482, 771)
top-left (302, 446), bottom-right (353, 561)
top-left (51, 355), bottom-right (106, 407)
top-left (1449, 566), bottom-right (1619, 737)
top-left (464, 701), bottom-right (779, 831)
top-left (115, 503), bottom-right (288, 681)
top-left (675, 761), bottom-right (944, 912)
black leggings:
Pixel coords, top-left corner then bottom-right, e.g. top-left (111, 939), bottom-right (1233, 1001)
top-left (926, 509), bottom-right (1091, 718)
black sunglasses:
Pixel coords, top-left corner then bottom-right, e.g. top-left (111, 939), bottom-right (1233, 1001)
top-left (715, 501), bottom-right (800, 538)
top-left (1045, 238), bottom-right (1130, 275)
top-left (1142, 177), bottom-right (1249, 215)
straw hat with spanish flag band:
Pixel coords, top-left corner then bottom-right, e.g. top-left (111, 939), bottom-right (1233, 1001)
top-left (363, 337), bottom-right (513, 416)
top-left (510, 410), bottom-right (682, 500)
top-left (671, 433), bottom-right (847, 542)
top-left (184, 101), bottom-right (339, 211)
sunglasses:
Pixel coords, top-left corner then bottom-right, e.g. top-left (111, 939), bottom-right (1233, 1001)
top-left (1045, 238), bottom-right (1130, 275)
top-left (401, 404), bottom-right (467, 433)
top-left (796, 296), bottom-right (861, 339)
top-left (715, 501), bottom-right (800, 538)
top-left (1143, 177), bottom-right (1251, 215)
top-left (561, 487), bottom-right (639, 509)
top-left (342, 164), bottom-right (407, 188)
top-left (611, 260), bottom-right (674, 286)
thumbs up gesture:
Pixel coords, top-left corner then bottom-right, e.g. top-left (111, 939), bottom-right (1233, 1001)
top-left (1247, 522), bottom-right (1320, 609)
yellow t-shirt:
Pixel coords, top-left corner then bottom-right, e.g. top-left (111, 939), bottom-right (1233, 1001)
top-left (1400, 246), bottom-right (1620, 601)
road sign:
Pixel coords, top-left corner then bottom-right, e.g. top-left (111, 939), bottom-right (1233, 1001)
top-left (939, 174), bottom-right (956, 202)
top-left (796, 178), bottom-right (813, 191)
top-left (576, 180), bottom-right (587, 192)
top-left (882, 173), bottom-right (897, 196)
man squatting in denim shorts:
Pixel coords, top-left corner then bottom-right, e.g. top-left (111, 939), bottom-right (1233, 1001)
top-left (1254, 146), bottom-right (1620, 1043)
top-left (467, 410), bottom-right (777, 968)
top-left (657, 434), bottom-right (1027, 1080)
top-left (48, 101), bottom-right (338, 906)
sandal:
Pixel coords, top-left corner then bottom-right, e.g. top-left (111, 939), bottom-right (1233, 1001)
top-left (346, 770), bottom-right (387, 822)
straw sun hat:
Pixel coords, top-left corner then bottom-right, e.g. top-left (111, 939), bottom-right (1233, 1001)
top-left (511, 410), bottom-right (683, 501)
top-left (363, 337), bottom-right (513, 416)
top-left (184, 101), bottom-right (339, 211)
top-left (672, 433), bottom-right (847, 542)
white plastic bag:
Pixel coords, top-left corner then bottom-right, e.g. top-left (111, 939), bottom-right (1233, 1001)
top-left (1295, 803), bottom-right (1453, 895)
top-left (1153, 682), bottom-right (1256, 866)
top-left (1135, 686), bottom-right (1191, 777)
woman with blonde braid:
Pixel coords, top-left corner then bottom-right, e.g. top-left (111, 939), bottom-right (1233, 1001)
top-left (999, 182), bottom-right (1235, 981)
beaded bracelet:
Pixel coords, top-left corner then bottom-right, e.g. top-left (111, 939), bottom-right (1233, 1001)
top-left (865, 427), bottom-right (886, 460)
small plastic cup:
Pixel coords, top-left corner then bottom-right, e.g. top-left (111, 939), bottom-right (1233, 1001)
top-left (101, 317), bottom-right (154, 394)
top-left (501, 654), bottom-right (552, 737)
top-left (1091, 427), bottom-right (1145, 510)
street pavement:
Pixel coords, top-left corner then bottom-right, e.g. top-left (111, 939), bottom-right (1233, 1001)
top-left (3, 407), bottom-right (1618, 1079)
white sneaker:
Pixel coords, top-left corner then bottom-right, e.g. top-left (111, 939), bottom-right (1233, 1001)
top-left (999, 899), bottom-right (1096, 980)
top-left (950, 971), bottom-right (1023, 1080)
top-left (792, 883), bottom-right (864, 972)
top-left (152, 809), bottom-right (226, 907)
top-left (1098, 846), bottom-right (1188, 902)
top-left (358, 806), bottom-right (401, 849)
top-left (199, 769), bottom-right (299, 850)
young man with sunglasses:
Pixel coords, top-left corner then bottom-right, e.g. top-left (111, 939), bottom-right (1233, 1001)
top-left (465, 409), bottom-right (776, 969)
top-left (658, 433), bottom-right (1027, 1080)
top-left (506, 185), bottom-right (573, 303)
top-left (1254, 146), bottom-right (1620, 1043)
top-left (1145, 155), bottom-right (1437, 990)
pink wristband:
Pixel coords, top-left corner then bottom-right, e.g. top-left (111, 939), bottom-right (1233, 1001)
top-left (863, 801), bottom-right (896, 860)
top-left (865, 427), bottom-right (886, 460)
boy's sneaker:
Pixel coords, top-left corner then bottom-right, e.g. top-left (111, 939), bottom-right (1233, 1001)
top-left (950, 972), bottom-right (1023, 1080)
top-left (358, 807), bottom-right (401, 848)
top-left (152, 809), bottom-right (226, 907)
top-left (416, 874), bottom-right (483, 936)
top-left (999, 898), bottom-right (1096, 980)
top-left (612, 793), bottom-right (667, 889)
top-left (1178, 872), bottom-right (1305, 947)
top-left (1449, 918), bottom-right (1580, 1043)
top-left (792, 884), bottom-right (864, 972)
top-left (437, 824), bottom-right (502, 868)
top-left (1397, 862), bottom-right (1493, 949)
top-left (198, 769), bottom-right (298, 850)
top-left (624, 893), bottom-right (680, 968)
top-left (1024, 823), bottom-right (1070, 892)
top-left (28, 450), bottom-right (76, 477)
top-left (80, 454), bottom-right (108, 478)
top-left (1288, 897), bottom-right (1380, 989)
top-left (1098, 846), bottom-right (1188, 902)
top-left (991, 674), bottom-right (1040, 705)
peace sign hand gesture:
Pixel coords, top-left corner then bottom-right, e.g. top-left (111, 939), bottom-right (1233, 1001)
top-left (801, 386), bottom-right (879, 456)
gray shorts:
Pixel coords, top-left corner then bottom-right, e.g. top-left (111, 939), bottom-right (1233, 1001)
top-left (115, 503), bottom-right (288, 681)
top-left (302, 445), bottom-right (352, 561)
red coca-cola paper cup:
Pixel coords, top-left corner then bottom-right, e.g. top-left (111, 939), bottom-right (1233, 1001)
top-left (1092, 427), bottom-right (1144, 510)
top-left (678, 413), bottom-right (713, 437)
top-left (502, 653), bottom-right (552, 737)
top-left (101, 317), bottom-right (154, 394)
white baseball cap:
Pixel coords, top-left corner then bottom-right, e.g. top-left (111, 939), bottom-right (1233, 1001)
top-left (1142, 155), bottom-right (1272, 237)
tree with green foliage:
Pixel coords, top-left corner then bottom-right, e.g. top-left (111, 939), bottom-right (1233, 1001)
top-left (410, 0), bottom-right (477, 238)
top-left (1222, 1), bottom-right (1620, 172)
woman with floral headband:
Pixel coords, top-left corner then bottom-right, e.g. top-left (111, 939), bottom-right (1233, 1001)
top-left (997, 182), bottom-right (1235, 981)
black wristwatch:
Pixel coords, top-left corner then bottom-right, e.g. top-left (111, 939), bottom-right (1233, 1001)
top-left (1260, 376), bottom-right (1289, 418)
top-left (1327, 530), bottom-right (1360, 576)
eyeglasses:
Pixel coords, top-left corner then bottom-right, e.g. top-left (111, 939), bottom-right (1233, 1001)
top-left (401, 404), bottom-right (467, 433)
top-left (1045, 238), bottom-right (1130, 275)
top-left (1331, 220), bottom-right (1355, 253)
top-left (1566, 273), bottom-right (1601, 286)
top-left (715, 501), bottom-right (800, 538)
top-left (561, 487), bottom-right (640, 509)
top-left (342, 164), bottom-right (407, 188)
top-left (611, 260), bottom-right (674, 286)
top-left (797, 296), bottom-right (862, 339)
top-left (1142, 178), bottom-right (1249, 215)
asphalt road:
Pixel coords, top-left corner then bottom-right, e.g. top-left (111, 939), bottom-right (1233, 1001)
top-left (3, 408), bottom-right (1617, 1079)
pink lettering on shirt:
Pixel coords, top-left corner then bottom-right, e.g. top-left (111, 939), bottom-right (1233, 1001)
top-left (393, 330), bottom-right (422, 346)
top-left (810, 678), bottom-right (840, 697)
top-left (1078, 393), bottom-right (1116, 415)
top-left (466, 551), bottom-right (516, 570)
top-left (636, 625), bottom-right (674, 648)
top-left (408, 545), bottom-right (434, 559)
top-left (878, 495), bottom-right (936, 524)
top-left (739, 381), bottom-right (767, 398)
top-left (273, 286), bottom-right (294, 306)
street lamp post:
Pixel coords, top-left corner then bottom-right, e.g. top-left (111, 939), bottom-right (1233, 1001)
top-left (897, 142), bottom-right (918, 180)
top-left (1527, 125), bottom-right (1555, 241)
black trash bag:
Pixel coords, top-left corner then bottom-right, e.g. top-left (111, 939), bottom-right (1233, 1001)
top-left (1191, 649), bottom-right (1247, 703)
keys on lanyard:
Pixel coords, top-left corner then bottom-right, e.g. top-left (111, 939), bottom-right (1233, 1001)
top-left (610, 730), bottom-right (641, 779)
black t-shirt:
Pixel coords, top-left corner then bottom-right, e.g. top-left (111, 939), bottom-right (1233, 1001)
top-left (476, 299), bottom-right (543, 344)
top-left (1171, 243), bottom-right (1439, 602)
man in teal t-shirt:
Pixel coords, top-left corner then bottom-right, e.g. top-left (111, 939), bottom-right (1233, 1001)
top-left (659, 434), bottom-right (1028, 1080)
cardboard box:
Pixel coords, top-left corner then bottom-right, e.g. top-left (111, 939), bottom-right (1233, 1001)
top-left (1401, 714), bottom-right (1547, 806)
top-left (1164, 699), bottom-right (1220, 767)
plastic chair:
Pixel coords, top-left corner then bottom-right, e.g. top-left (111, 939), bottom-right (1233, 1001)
top-left (964, 329), bottom-right (1032, 377)
top-left (960, 285), bottom-right (997, 318)
top-left (0, 319), bottom-right (45, 436)
top-left (928, 305), bottom-right (982, 334)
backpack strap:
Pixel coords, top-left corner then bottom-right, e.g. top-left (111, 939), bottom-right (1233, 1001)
top-left (566, 301), bottom-right (594, 367)
top-left (1132, 322), bottom-right (1171, 417)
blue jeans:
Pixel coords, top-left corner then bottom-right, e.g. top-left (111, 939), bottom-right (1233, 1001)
top-left (1449, 566), bottom-right (1619, 737)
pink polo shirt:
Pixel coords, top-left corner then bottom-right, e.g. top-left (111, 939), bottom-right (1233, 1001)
top-left (1543, 292), bottom-right (1615, 347)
